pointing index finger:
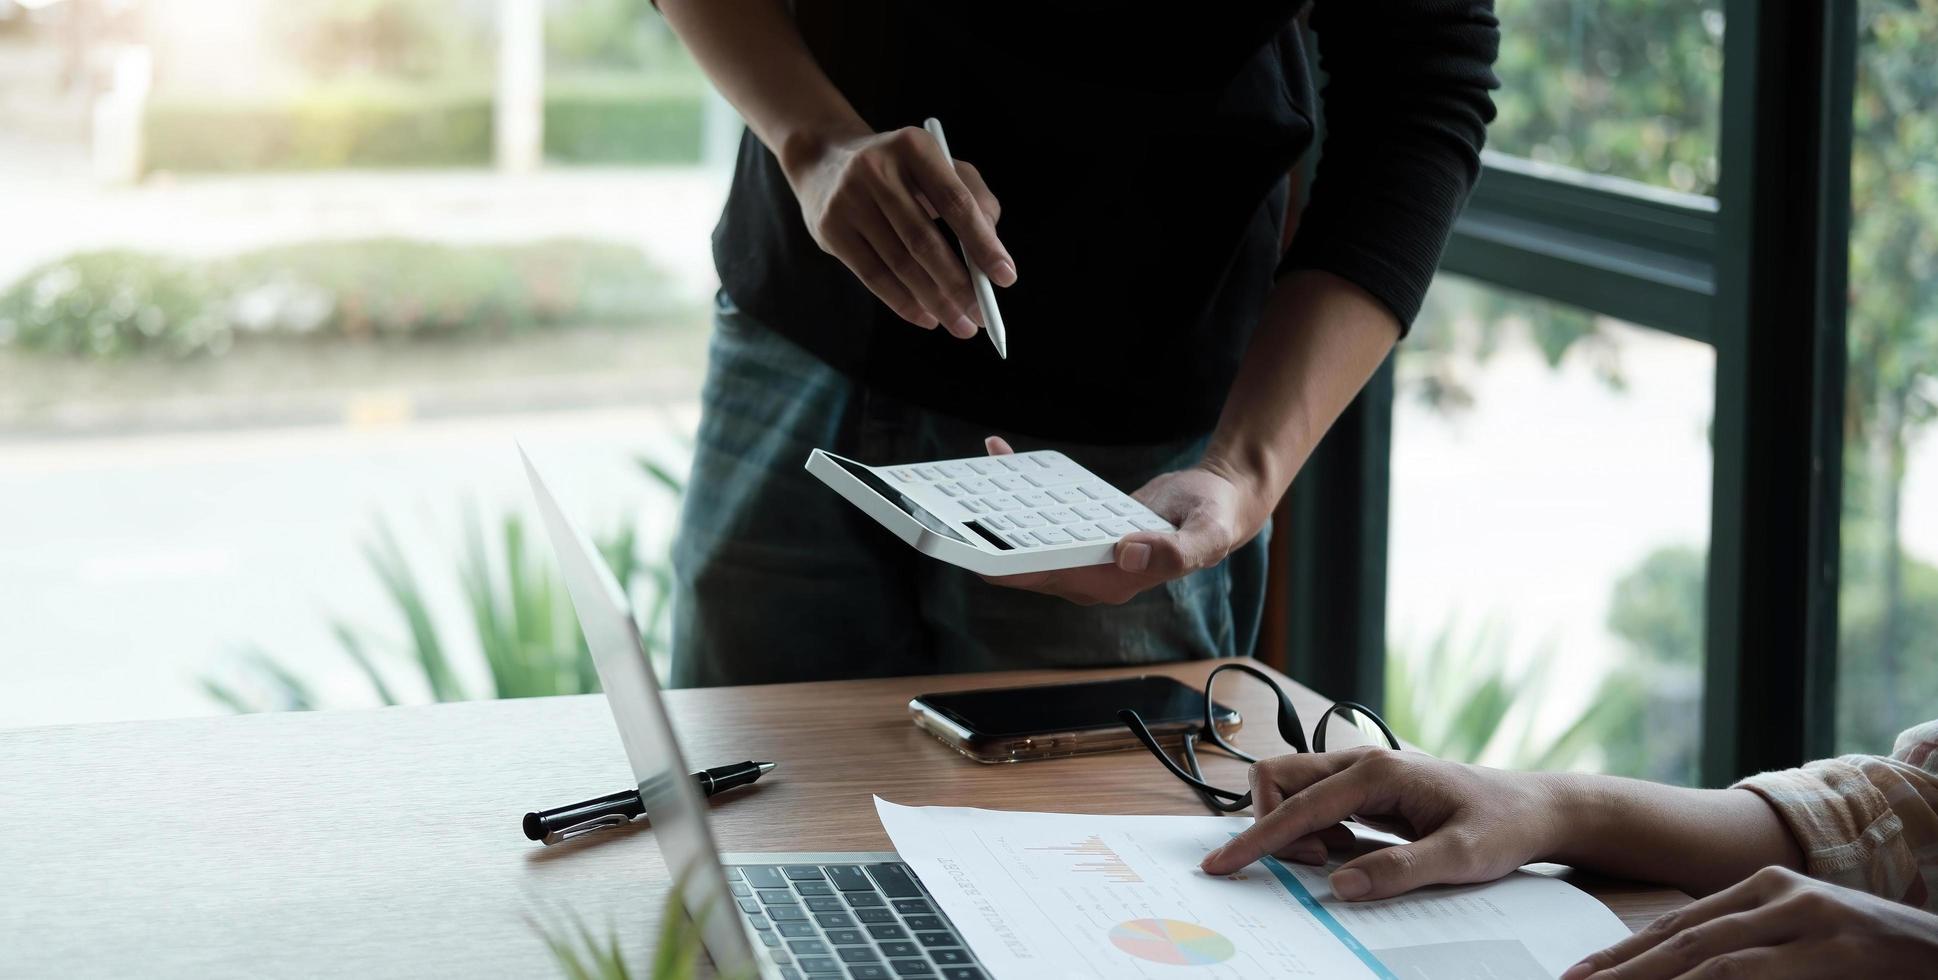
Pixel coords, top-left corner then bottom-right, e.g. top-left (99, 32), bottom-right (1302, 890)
top-left (1203, 755), bottom-right (1369, 875)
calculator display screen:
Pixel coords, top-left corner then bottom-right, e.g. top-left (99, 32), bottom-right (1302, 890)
top-left (832, 456), bottom-right (976, 546)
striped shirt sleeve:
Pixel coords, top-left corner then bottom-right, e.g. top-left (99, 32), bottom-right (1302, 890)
top-left (1735, 720), bottom-right (1938, 912)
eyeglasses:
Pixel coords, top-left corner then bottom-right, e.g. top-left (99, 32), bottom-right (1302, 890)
top-left (1119, 662), bottom-right (1401, 815)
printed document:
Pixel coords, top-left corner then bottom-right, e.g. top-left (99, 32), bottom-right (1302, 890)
top-left (876, 798), bottom-right (1631, 979)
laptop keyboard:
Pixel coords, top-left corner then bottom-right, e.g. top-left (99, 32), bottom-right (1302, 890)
top-left (727, 862), bottom-right (986, 980)
top-left (885, 451), bottom-right (1173, 551)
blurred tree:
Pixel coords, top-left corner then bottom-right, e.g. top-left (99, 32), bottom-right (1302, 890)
top-left (1490, 0), bottom-right (1724, 194)
top-left (1407, 0), bottom-right (1938, 761)
top-left (269, 0), bottom-right (488, 84)
top-left (1601, 545), bottom-right (1704, 784)
top-left (1839, 0), bottom-right (1938, 750)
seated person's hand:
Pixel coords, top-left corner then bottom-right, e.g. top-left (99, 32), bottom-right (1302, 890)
top-left (1199, 746), bottom-right (1562, 901)
top-left (978, 437), bottom-right (1268, 606)
top-left (1562, 865), bottom-right (1938, 980)
top-left (785, 126), bottom-right (1015, 338)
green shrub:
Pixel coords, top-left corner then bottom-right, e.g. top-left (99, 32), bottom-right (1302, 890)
top-left (0, 238), bottom-right (681, 358)
top-left (543, 76), bottom-right (705, 165)
top-left (0, 251), bottom-right (233, 358)
top-left (143, 77), bottom-right (704, 172)
top-left (145, 89), bottom-right (492, 172)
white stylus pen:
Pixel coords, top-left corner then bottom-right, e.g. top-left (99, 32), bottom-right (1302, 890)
top-left (922, 117), bottom-right (1008, 360)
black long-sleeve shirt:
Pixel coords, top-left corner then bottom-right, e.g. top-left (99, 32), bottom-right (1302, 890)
top-left (710, 2), bottom-right (1499, 444)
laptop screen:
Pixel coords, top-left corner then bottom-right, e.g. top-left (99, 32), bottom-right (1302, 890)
top-left (522, 449), bottom-right (759, 978)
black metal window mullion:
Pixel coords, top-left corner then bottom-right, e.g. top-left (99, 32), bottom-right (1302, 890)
top-left (1701, 0), bottom-right (1853, 785)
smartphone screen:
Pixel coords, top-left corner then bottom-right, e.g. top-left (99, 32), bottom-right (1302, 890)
top-left (915, 676), bottom-right (1231, 738)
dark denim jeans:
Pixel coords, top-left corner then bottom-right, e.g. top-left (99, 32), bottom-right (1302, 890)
top-left (668, 294), bottom-right (1269, 688)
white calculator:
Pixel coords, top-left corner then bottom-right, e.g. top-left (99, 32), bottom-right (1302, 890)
top-left (805, 448), bottom-right (1176, 575)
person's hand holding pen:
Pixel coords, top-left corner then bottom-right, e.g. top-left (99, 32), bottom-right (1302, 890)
top-left (780, 122), bottom-right (1016, 338)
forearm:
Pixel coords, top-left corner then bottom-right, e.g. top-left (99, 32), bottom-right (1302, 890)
top-left (657, 0), bottom-right (868, 177)
top-left (1201, 269), bottom-right (1398, 518)
top-left (1539, 772), bottom-right (1804, 896)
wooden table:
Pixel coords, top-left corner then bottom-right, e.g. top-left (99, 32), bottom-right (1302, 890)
top-left (0, 658), bottom-right (1688, 978)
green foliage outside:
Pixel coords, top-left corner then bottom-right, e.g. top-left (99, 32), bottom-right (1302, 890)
top-left (1384, 621), bottom-right (1641, 772)
top-left (201, 455), bottom-right (682, 713)
top-left (1490, 0), bottom-right (1724, 194)
top-left (1406, 0), bottom-right (1938, 765)
top-left (0, 238), bottom-right (679, 359)
top-left (143, 77), bottom-right (705, 173)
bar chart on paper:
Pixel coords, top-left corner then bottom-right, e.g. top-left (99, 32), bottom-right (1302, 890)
top-left (1025, 836), bottom-right (1143, 883)
top-left (876, 798), bottom-right (1632, 980)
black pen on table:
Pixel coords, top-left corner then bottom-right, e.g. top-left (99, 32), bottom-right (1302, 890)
top-left (524, 760), bottom-right (776, 845)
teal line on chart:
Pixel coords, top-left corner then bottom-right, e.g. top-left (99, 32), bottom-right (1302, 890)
top-left (1234, 834), bottom-right (1398, 980)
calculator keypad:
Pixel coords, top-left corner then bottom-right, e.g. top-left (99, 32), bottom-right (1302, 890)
top-left (883, 451), bottom-right (1174, 550)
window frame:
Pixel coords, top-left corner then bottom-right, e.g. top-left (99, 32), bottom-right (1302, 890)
top-left (1273, 0), bottom-right (1855, 787)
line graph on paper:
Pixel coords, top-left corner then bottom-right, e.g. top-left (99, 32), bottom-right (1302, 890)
top-left (1025, 835), bottom-right (1145, 884)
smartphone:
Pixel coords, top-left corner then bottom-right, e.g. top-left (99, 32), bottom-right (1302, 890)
top-left (909, 675), bottom-right (1241, 764)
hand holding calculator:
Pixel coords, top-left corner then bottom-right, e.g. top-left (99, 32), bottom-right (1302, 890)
top-left (805, 448), bottom-right (1176, 575)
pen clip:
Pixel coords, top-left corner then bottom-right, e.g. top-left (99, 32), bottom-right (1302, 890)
top-left (542, 813), bottom-right (635, 846)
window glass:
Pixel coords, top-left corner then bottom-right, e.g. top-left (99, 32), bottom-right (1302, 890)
top-left (1489, 0), bottom-right (1724, 195)
top-left (1386, 276), bottom-right (1713, 785)
top-left (0, 1), bottom-right (718, 727)
top-left (1837, 1), bottom-right (1938, 754)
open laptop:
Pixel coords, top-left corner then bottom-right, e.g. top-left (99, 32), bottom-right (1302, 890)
top-left (522, 449), bottom-right (990, 980)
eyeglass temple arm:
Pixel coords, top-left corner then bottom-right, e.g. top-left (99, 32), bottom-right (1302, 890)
top-left (1178, 733), bottom-right (1225, 814)
top-left (1119, 709), bottom-right (1250, 807)
top-left (1203, 661), bottom-right (1311, 755)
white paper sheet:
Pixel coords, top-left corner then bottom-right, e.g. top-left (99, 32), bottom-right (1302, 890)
top-left (876, 798), bottom-right (1631, 980)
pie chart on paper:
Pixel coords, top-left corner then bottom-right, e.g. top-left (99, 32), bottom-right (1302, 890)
top-left (1108, 918), bottom-right (1237, 966)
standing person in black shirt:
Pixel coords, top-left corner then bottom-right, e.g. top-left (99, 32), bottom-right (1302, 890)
top-left (659, 2), bottom-right (1499, 686)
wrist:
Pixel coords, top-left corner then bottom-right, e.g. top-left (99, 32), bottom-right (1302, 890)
top-left (1534, 772), bottom-right (1628, 868)
top-left (775, 116), bottom-right (872, 185)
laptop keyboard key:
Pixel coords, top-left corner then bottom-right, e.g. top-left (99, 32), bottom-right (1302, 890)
top-left (930, 950), bottom-right (970, 965)
top-left (785, 865), bottom-right (827, 881)
top-left (744, 866), bottom-right (788, 889)
top-left (891, 899), bottom-right (932, 915)
top-left (837, 947), bottom-right (881, 963)
top-left (761, 889), bottom-right (798, 904)
top-left (826, 865), bottom-right (873, 891)
top-left (745, 912), bottom-right (772, 931)
top-left (855, 908), bottom-right (895, 924)
top-left (866, 864), bottom-right (924, 898)
top-left (730, 882), bottom-right (752, 897)
top-left (915, 932), bottom-right (957, 948)
top-left (738, 899), bottom-right (761, 914)
top-left (849, 967), bottom-right (891, 980)
top-left (815, 912), bottom-right (857, 929)
top-left (795, 880), bottom-right (836, 896)
top-left (777, 921), bottom-right (817, 938)
top-left (878, 942), bottom-right (920, 958)
top-left (798, 956), bottom-right (843, 974)
top-left (903, 916), bottom-right (944, 931)
top-left (890, 961), bottom-right (936, 976)
top-left (769, 905), bottom-right (810, 920)
top-left (789, 940), bottom-right (830, 955)
top-left (760, 932), bottom-right (782, 948)
top-left (866, 924), bottom-right (907, 941)
top-left (845, 892), bottom-right (884, 907)
top-left (941, 969), bottom-right (986, 980)
top-left (780, 968), bottom-right (802, 980)
top-left (823, 928), bottom-right (866, 945)
top-left (806, 896), bottom-right (846, 912)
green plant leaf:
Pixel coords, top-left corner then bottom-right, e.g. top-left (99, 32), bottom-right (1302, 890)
top-left (365, 519), bottom-right (465, 702)
top-left (331, 620), bottom-right (399, 707)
